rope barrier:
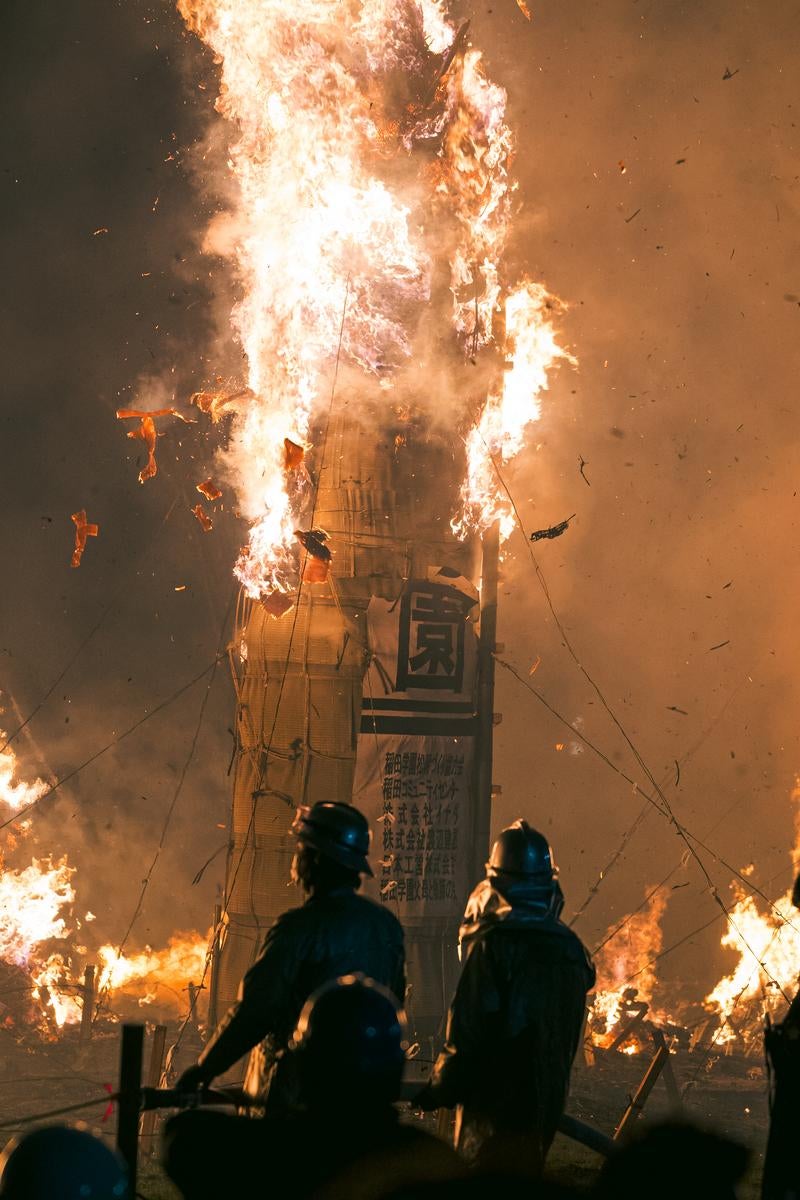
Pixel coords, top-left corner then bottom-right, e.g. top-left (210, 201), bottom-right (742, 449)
top-left (0, 1093), bottom-right (121, 1132)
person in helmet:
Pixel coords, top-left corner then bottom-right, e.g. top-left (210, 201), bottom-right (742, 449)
top-left (164, 976), bottom-right (463, 1200)
top-left (417, 820), bottom-right (595, 1175)
top-left (0, 1124), bottom-right (128, 1199)
top-left (176, 801), bottom-right (406, 1112)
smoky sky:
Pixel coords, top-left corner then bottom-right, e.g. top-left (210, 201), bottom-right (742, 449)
top-left (2, 0), bottom-right (800, 1005)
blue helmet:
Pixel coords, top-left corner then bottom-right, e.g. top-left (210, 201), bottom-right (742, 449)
top-left (291, 974), bottom-right (407, 1104)
top-left (292, 802), bottom-right (373, 875)
top-left (0, 1125), bottom-right (128, 1199)
top-left (487, 819), bottom-right (557, 882)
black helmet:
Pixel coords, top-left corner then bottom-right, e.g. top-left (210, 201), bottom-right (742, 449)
top-left (292, 802), bottom-right (373, 875)
top-left (487, 819), bottom-right (558, 882)
top-left (0, 1125), bottom-right (128, 1199)
top-left (290, 974), bottom-right (407, 1105)
top-left (793, 871), bottom-right (800, 911)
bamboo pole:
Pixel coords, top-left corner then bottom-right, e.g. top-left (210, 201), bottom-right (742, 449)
top-left (471, 521), bottom-right (500, 888)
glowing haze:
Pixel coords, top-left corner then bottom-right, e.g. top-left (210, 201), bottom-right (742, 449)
top-left (178, 0), bottom-right (571, 598)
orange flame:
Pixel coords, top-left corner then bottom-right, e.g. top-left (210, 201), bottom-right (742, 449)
top-left (70, 510), bottom-right (99, 568)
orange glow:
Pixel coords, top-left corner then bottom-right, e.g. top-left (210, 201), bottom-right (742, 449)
top-left (191, 504), bottom-right (214, 532)
top-left (196, 479), bottom-right (223, 502)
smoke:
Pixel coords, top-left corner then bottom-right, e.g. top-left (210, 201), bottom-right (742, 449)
top-left (476, 0), bottom-right (800, 1001)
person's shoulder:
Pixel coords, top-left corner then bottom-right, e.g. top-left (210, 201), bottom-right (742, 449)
top-left (264, 902), bottom-right (311, 941)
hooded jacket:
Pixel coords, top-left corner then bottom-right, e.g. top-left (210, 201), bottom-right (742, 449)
top-left (427, 877), bottom-right (595, 1156)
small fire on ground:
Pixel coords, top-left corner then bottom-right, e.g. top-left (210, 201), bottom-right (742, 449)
top-left (587, 780), bottom-right (800, 1061)
top-left (0, 702), bottom-right (208, 1038)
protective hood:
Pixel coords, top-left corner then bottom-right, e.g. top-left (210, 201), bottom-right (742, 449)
top-left (458, 878), bottom-right (567, 958)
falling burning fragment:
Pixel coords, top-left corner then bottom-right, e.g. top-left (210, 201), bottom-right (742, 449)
top-left (530, 513), bottom-right (575, 543)
top-left (70, 510), bottom-right (99, 568)
top-left (295, 528), bottom-right (332, 584)
top-left (283, 438), bottom-right (305, 472)
top-left (189, 387), bottom-right (251, 422)
top-left (191, 504), bottom-right (214, 533)
top-left (116, 407), bottom-right (194, 485)
top-left (196, 478), bottom-right (223, 502)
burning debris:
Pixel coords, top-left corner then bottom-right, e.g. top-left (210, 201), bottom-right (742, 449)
top-left (115, 407), bottom-right (194, 485)
top-left (530, 514), bottom-right (575, 543)
top-left (70, 510), bottom-right (99, 568)
top-left (196, 479), bottom-right (222, 502)
top-left (295, 528), bottom-right (332, 584)
top-left (189, 387), bottom-right (251, 422)
top-left (191, 504), bottom-right (214, 533)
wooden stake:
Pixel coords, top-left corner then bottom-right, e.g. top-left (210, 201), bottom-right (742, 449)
top-left (116, 1024), bottom-right (144, 1196)
top-left (140, 1025), bottom-right (168, 1152)
top-left (79, 965), bottom-right (95, 1044)
top-left (613, 1040), bottom-right (669, 1141)
top-left (207, 904), bottom-right (222, 1032)
top-left (651, 1027), bottom-right (683, 1112)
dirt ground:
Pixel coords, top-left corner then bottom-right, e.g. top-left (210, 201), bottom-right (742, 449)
top-left (0, 1032), bottom-right (770, 1198)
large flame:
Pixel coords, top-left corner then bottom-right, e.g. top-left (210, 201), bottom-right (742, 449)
top-left (178, 0), bottom-right (571, 597)
top-left (590, 885), bottom-right (670, 1051)
top-left (702, 779), bottom-right (800, 1044)
top-left (454, 283), bottom-right (575, 539)
top-left (95, 932), bottom-right (209, 1008)
top-left (0, 703), bottom-right (48, 814)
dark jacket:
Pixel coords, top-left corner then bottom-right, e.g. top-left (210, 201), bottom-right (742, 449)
top-left (199, 887), bottom-right (406, 1105)
top-left (427, 879), bottom-right (595, 1166)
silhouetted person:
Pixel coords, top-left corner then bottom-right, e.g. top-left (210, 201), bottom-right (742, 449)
top-left (164, 975), bottom-right (464, 1199)
top-left (597, 1121), bottom-right (747, 1200)
top-left (176, 801), bottom-right (406, 1111)
top-left (762, 868), bottom-right (800, 1200)
top-left (418, 820), bottom-right (595, 1175)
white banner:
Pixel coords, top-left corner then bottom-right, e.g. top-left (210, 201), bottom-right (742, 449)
top-left (354, 577), bottom-right (478, 921)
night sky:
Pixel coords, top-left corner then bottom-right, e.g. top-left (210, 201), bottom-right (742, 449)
top-left (3, 0), bottom-right (800, 1004)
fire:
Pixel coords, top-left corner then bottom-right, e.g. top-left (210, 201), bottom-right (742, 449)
top-left (703, 780), bottom-right (800, 1044)
top-left (178, 0), bottom-right (571, 597)
top-left (0, 713), bottom-right (48, 814)
top-left (454, 283), bottom-right (575, 540)
top-left (590, 885), bottom-right (670, 1051)
top-left (0, 700), bottom-right (208, 1031)
top-left (95, 932), bottom-right (209, 1012)
top-left (0, 858), bottom-right (75, 970)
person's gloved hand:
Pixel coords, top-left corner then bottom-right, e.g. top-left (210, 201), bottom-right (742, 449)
top-left (176, 1063), bottom-right (212, 1093)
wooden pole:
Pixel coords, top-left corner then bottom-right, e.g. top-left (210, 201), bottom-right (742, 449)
top-left (613, 1040), bottom-right (669, 1142)
top-left (139, 1025), bottom-right (168, 1153)
top-left (471, 520), bottom-right (500, 888)
top-left (79, 965), bottom-right (95, 1044)
top-left (651, 1027), bottom-right (683, 1112)
top-left (207, 904), bottom-right (222, 1033)
top-left (116, 1023), bottom-right (144, 1196)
